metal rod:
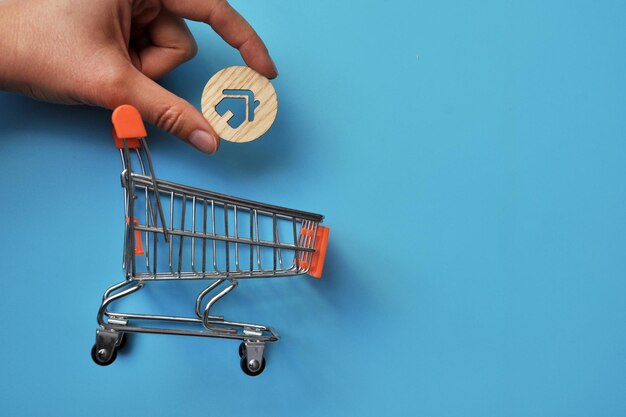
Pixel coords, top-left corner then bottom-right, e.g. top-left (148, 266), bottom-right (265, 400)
top-left (191, 196), bottom-right (196, 273)
top-left (139, 138), bottom-right (169, 240)
top-left (224, 204), bottom-right (230, 273)
top-left (202, 199), bottom-right (207, 274)
top-left (178, 194), bottom-right (186, 276)
top-left (129, 173), bottom-right (324, 222)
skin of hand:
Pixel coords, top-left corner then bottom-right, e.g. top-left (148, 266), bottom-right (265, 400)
top-left (0, 0), bottom-right (278, 154)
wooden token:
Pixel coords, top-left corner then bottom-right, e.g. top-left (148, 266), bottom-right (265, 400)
top-left (201, 66), bottom-right (278, 143)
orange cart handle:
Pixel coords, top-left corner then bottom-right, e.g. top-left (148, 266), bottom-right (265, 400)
top-left (112, 105), bottom-right (147, 149)
top-left (126, 216), bottom-right (145, 256)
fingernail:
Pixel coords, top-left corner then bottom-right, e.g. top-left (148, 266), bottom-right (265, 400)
top-left (189, 130), bottom-right (218, 154)
top-left (270, 56), bottom-right (279, 77)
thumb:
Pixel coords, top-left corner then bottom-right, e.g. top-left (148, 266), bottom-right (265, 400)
top-left (118, 70), bottom-right (219, 154)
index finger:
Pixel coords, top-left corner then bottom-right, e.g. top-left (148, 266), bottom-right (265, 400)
top-left (161, 0), bottom-right (278, 79)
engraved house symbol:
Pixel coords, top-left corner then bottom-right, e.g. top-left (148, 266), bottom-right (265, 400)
top-left (215, 89), bottom-right (261, 129)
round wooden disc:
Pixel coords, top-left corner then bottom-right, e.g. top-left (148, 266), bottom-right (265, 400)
top-left (201, 66), bottom-right (278, 143)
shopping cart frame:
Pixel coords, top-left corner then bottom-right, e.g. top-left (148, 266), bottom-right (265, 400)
top-left (93, 105), bottom-right (329, 376)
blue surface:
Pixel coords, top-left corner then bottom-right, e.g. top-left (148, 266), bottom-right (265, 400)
top-left (1, 1), bottom-right (625, 415)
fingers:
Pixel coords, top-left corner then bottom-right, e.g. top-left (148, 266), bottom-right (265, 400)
top-left (161, 0), bottom-right (278, 79)
top-left (114, 68), bottom-right (220, 154)
top-left (134, 11), bottom-right (198, 80)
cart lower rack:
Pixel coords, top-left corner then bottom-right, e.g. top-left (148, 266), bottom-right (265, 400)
top-left (92, 105), bottom-right (330, 376)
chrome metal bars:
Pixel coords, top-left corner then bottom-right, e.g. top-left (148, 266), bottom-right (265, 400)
top-left (119, 145), bottom-right (323, 281)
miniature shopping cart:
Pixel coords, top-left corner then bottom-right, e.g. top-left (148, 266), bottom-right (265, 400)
top-left (92, 105), bottom-right (330, 376)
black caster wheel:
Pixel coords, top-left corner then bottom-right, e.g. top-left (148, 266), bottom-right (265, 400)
top-left (91, 344), bottom-right (118, 366)
top-left (240, 355), bottom-right (266, 377)
top-left (238, 342), bottom-right (246, 358)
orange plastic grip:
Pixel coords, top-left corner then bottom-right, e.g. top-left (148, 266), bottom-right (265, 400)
top-left (113, 129), bottom-right (141, 150)
top-left (112, 105), bottom-right (147, 149)
top-left (126, 217), bottom-right (145, 256)
top-left (299, 225), bottom-right (330, 279)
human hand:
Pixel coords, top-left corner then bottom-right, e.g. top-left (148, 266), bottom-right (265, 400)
top-left (0, 0), bottom-right (278, 154)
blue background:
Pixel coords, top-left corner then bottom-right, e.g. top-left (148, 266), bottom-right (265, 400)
top-left (1, 0), bottom-right (625, 415)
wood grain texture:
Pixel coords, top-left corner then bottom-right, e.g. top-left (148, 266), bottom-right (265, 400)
top-left (201, 66), bottom-right (278, 143)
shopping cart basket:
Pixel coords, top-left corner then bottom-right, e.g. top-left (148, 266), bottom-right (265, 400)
top-left (92, 105), bottom-right (330, 376)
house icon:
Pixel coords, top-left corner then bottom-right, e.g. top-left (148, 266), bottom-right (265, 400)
top-left (215, 89), bottom-right (261, 129)
top-left (201, 66), bottom-right (278, 143)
